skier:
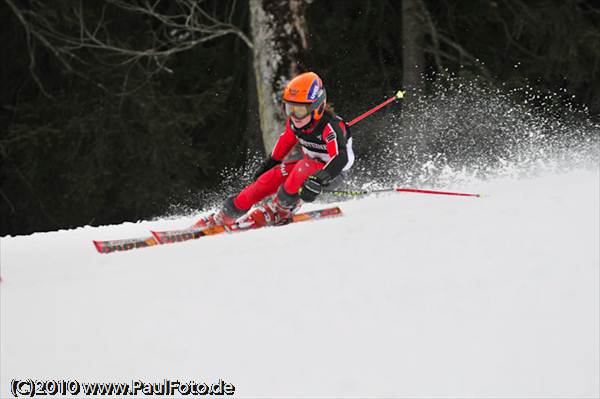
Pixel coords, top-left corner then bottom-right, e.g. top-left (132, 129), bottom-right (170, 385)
top-left (201, 71), bottom-right (354, 228)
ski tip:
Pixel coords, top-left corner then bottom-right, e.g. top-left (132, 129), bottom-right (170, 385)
top-left (92, 240), bottom-right (104, 253)
top-left (396, 90), bottom-right (405, 99)
top-left (326, 206), bottom-right (343, 216)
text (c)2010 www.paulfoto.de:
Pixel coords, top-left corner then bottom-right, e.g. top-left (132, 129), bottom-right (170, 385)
top-left (10, 378), bottom-right (236, 397)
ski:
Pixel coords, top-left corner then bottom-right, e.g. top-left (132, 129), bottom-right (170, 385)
top-left (93, 236), bottom-right (159, 253)
top-left (93, 216), bottom-right (211, 254)
top-left (93, 207), bottom-right (342, 254)
top-left (151, 206), bottom-right (342, 244)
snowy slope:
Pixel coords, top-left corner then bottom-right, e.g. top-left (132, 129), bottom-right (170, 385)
top-left (1, 168), bottom-right (599, 398)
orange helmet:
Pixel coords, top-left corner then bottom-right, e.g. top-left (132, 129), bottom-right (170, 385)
top-left (282, 72), bottom-right (327, 121)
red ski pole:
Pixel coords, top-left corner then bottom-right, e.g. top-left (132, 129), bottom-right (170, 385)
top-left (393, 188), bottom-right (481, 198)
top-left (325, 187), bottom-right (482, 198)
top-left (347, 90), bottom-right (405, 127)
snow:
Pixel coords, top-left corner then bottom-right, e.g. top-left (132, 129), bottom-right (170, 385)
top-left (1, 168), bottom-right (599, 398)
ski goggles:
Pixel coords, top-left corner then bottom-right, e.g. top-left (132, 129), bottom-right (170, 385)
top-left (284, 102), bottom-right (313, 119)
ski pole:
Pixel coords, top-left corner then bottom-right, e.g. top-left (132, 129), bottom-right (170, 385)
top-left (324, 187), bottom-right (482, 198)
top-left (347, 90), bottom-right (405, 127)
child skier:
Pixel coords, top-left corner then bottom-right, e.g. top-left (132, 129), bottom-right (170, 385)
top-left (202, 71), bottom-right (354, 228)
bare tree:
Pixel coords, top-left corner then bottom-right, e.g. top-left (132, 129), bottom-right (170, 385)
top-left (402, 0), bottom-right (426, 95)
top-left (249, 0), bottom-right (312, 153)
top-left (4, 0), bottom-right (253, 95)
top-left (402, 0), bottom-right (491, 96)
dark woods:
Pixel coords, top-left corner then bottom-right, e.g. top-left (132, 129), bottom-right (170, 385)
top-left (1, 0), bottom-right (599, 236)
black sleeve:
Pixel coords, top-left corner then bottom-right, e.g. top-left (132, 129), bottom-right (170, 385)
top-left (322, 120), bottom-right (349, 179)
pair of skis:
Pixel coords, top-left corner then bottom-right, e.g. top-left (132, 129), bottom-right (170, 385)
top-left (93, 206), bottom-right (342, 254)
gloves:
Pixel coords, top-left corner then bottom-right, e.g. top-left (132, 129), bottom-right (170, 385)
top-left (253, 157), bottom-right (281, 180)
top-left (299, 169), bottom-right (331, 202)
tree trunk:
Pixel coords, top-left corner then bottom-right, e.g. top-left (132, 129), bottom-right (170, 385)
top-left (245, 52), bottom-right (263, 154)
top-left (249, 0), bottom-right (311, 154)
top-left (402, 0), bottom-right (426, 95)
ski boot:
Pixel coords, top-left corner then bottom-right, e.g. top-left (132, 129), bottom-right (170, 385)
top-left (247, 188), bottom-right (301, 227)
top-left (196, 196), bottom-right (246, 229)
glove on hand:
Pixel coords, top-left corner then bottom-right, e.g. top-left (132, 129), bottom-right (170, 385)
top-left (253, 157), bottom-right (281, 180)
top-left (299, 169), bottom-right (332, 202)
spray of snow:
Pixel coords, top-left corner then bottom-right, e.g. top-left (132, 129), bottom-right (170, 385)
top-left (349, 78), bottom-right (599, 192)
top-left (165, 79), bottom-right (599, 218)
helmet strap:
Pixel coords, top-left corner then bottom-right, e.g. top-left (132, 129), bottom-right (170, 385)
top-left (317, 103), bottom-right (325, 115)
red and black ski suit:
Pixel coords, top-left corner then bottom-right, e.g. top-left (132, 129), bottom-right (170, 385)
top-left (233, 111), bottom-right (354, 211)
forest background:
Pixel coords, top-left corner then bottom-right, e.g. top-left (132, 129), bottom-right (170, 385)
top-left (1, 0), bottom-right (598, 236)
